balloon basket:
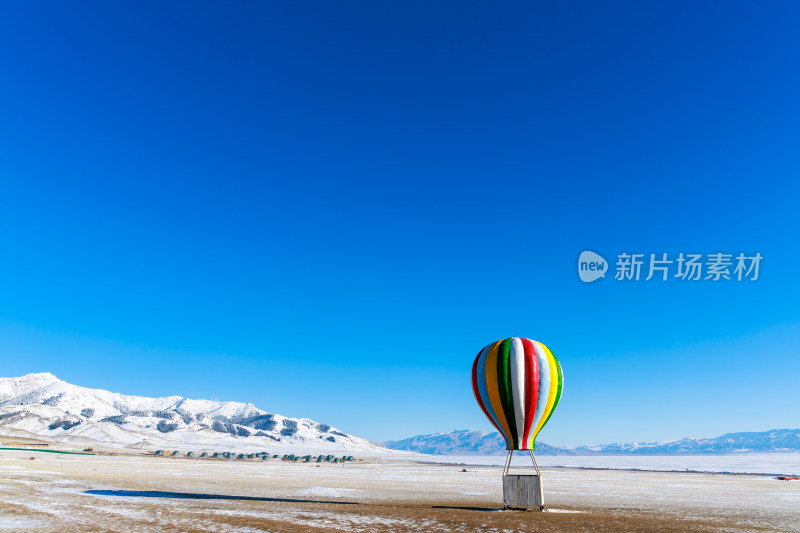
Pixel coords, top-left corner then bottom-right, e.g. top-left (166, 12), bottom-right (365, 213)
top-left (502, 450), bottom-right (544, 511)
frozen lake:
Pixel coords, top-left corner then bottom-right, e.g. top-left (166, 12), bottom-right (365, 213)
top-left (413, 452), bottom-right (800, 475)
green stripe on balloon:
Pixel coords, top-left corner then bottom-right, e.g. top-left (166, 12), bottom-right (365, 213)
top-left (496, 338), bottom-right (518, 449)
top-left (536, 354), bottom-right (563, 449)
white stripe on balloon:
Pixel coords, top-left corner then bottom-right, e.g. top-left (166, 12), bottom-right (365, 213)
top-left (509, 337), bottom-right (526, 448)
top-left (529, 340), bottom-right (551, 448)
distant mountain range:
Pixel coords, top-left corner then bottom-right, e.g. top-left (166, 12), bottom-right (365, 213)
top-left (384, 428), bottom-right (800, 455)
top-left (0, 373), bottom-right (387, 453)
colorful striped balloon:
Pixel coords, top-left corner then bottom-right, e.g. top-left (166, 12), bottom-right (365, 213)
top-left (471, 337), bottom-right (563, 450)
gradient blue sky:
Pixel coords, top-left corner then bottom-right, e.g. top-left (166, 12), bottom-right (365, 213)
top-left (1, 2), bottom-right (798, 446)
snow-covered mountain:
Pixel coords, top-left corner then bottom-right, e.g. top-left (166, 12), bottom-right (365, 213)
top-left (384, 430), bottom-right (570, 455)
top-left (385, 429), bottom-right (800, 455)
top-left (0, 373), bottom-right (388, 453)
top-left (576, 429), bottom-right (800, 454)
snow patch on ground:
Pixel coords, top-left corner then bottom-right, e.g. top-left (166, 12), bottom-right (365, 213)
top-left (0, 517), bottom-right (43, 530)
top-left (295, 487), bottom-right (363, 498)
top-left (458, 488), bottom-right (488, 496)
top-left (209, 508), bottom-right (452, 532)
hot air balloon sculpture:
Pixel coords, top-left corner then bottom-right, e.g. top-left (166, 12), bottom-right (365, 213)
top-left (471, 337), bottom-right (563, 510)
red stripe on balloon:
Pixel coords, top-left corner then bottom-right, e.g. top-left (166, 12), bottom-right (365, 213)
top-left (471, 348), bottom-right (503, 436)
top-left (520, 338), bottom-right (539, 447)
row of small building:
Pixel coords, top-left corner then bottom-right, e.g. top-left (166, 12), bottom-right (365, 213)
top-left (153, 450), bottom-right (355, 463)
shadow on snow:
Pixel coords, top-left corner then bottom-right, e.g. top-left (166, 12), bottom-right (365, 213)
top-left (84, 490), bottom-right (358, 506)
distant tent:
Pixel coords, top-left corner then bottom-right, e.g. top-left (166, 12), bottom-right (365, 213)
top-left (154, 450), bottom-right (164, 456)
top-left (186, 451), bottom-right (194, 457)
top-left (201, 452), bottom-right (208, 458)
top-left (237, 454), bottom-right (246, 459)
top-left (316, 456), bottom-right (323, 462)
top-left (172, 451), bottom-right (180, 456)
top-left (261, 455), bottom-right (269, 460)
top-left (213, 452), bottom-right (220, 458)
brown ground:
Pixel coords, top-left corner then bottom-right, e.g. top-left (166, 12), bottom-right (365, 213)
top-left (0, 449), bottom-right (797, 532)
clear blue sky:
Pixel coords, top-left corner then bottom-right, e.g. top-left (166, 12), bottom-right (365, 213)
top-left (1, 2), bottom-right (798, 446)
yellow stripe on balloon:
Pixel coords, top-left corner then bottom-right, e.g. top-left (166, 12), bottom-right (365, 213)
top-left (531, 342), bottom-right (559, 443)
top-left (484, 340), bottom-right (512, 445)
top-left (526, 341), bottom-right (548, 449)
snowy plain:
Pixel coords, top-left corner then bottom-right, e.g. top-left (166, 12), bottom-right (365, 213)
top-left (0, 449), bottom-right (798, 532)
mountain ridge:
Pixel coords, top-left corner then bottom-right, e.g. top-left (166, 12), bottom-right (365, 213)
top-left (0, 372), bottom-right (388, 453)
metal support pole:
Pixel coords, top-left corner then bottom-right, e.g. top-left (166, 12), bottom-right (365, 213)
top-left (529, 449), bottom-right (541, 477)
top-left (503, 449), bottom-right (513, 476)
